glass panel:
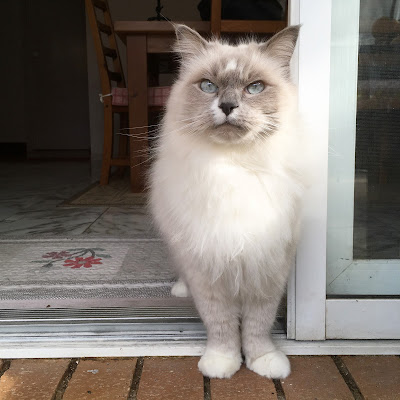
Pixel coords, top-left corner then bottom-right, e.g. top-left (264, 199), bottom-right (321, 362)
top-left (327, 0), bottom-right (400, 295)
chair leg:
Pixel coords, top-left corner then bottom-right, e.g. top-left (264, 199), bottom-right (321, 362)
top-left (100, 105), bottom-right (113, 185)
top-left (113, 112), bottom-right (128, 178)
top-left (118, 112), bottom-right (129, 157)
top-left (118, 113), bottom-right (129, 158)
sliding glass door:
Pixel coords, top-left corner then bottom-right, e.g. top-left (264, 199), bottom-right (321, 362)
top-left (291, 0), bottom-right (400, 341)
top-left (326, 0), bottom-right (400, 338)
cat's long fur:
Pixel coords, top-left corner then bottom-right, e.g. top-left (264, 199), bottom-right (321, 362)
top-left (149, 24), bottom-right (308, 379)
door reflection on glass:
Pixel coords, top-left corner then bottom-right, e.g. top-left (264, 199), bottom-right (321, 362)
top-left (354, 1), bottom-right (400, 260)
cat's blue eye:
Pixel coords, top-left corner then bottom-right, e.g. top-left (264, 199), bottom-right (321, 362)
top-left (200, 79), bottom-right (218, 94)
top-left (246, 81), bottom-right (265, 94)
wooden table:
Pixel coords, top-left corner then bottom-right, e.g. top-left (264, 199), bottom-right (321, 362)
top-left (114, 21), bottom-right (210, 192)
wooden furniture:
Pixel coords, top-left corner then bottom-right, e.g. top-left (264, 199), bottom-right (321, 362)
top-left (114, 21), bottom-right (210, 192)
top-left (114, 5), bottom-right (288, 191)
top-left (210, 0), bottom-right (287, 36)
top-left (85, 0), bottom-right (130, 185)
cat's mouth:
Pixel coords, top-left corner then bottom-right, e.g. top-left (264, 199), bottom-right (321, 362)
top-left (211, 121), bottom-right (250, 143)
top-left (215, 119), bottom-right (244, 129)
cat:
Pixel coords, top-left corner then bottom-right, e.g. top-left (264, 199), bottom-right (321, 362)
top-left (149, 24), bottom-right (307, 379)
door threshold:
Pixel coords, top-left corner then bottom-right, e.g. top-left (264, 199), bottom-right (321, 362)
top-left (1, 336), bottom-right (400, 359)
top-left (0, 305), bottom-right (285, 359)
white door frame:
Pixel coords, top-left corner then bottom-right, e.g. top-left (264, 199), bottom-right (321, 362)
top-left (287, 0), bottom-right (331, 341)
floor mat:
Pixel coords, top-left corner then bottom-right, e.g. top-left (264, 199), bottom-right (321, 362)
top-left (0, 239), bottom-right (175, 302)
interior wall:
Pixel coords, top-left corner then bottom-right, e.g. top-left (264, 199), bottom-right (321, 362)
top-left (25, 0), bottom-right (90, 156)
top-left (86, 0), bottom-right (201, 177)
top-left (1, 0), bottom-right (90, 157)
top-left (0, 1), bottom-right (25, 143)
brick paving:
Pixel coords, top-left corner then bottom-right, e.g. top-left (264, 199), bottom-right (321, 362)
top-left (138, 357), bottom-right (203, 400)
top-left (0, 359), bottom-right (70, 400)
top-left (282, 356), bottom-right (353, 400)
top-left (63, 359), bottom-right (137, 400)
top-left (0, 356), bottom-right (399, 399)
top-left (342, 356), bottom-right (400, 400)
top-left (210, 365), bottom-right (277, 400)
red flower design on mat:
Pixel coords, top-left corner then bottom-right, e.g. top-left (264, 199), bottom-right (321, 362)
top-left (43, 251), bottom-right (71, 259)
top-left (63, 256), bottom-right (102, 269)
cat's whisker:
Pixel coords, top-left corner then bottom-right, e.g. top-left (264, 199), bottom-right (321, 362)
top-left (156, 118), bottom-right (206, 138)
top-left (117, 117), bottom-right (207, 153)
top-left (120, 127), bottom-right (161, 136)
top-left (259, 120), bottom-right (279, 136)
top-left (120, 113), bottom-right (208, 131)
top-left (120, 125), bottom-right (164, 136)
top-left (120, 123), bottom-right (161, 131)
top-left (129, 148), bottom-right (152, 155)
top-left (116, 132), bottom-right (156, 140)
top-left (128, 112), bottom-right (207, 157)
top-left (117, 118), bottom-right (202, 140)
top-left (129, 153), bottom-right (157, 169)
top-left (174, 113), bottom-right (210, 123)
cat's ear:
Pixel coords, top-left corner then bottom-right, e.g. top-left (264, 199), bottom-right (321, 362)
top-left (173, 24), bottom-right (208, 58)
top-left (260, 25), bottom-right (301, 74)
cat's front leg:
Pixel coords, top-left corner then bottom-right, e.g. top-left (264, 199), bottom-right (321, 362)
top-left (242, 296), bottom-right (291, 379)
top-left (188, 275), bottom-right (242, 378)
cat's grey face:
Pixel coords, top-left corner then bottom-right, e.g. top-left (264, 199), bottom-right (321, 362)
top-left (182, 50), bottom-right (280, 144)
top-left (173, 25), bottom-right (300, 145)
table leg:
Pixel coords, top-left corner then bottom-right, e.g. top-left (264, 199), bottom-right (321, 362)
top-left (127, 34), bottom-right (148, 192)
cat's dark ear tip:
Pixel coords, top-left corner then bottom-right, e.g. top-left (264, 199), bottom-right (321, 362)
top-left (174, 23), bottom-right (186, 31)
top-left (174, 23), bottom-right (188, 37)
top-left (274, 24), bottom-right (301, 45)
top-left (284, 24), bottom-right (302, 36)
top-left (174, 24), bottom-right (201, 39)
top-left (173, 24), bottom-right (208, 57)
top-left (173, 24), bottom-right (208, 52)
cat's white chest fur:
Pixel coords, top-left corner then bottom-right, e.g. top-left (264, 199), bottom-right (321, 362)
top-left (150, 132), bottom-right (301, 280)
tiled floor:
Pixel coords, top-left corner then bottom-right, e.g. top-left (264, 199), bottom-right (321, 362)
top-left (0, 356), bottom-right (399, 399)
top-left (0, 161), bottom-right (151, 238)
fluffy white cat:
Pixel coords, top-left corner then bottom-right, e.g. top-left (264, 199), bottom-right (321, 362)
top-left (149, 24), bottom-right (308, 379)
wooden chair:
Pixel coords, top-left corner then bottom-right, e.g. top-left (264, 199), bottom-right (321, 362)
top-left (210, 0), bottom-right (288, 36)
top-left (85, 0), bottom-right (130, 185)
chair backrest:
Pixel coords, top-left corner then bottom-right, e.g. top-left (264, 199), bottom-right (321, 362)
top-left (85, 0), bottom-right (126, 96)
top-left (210, 0), bottom-right (288, 36)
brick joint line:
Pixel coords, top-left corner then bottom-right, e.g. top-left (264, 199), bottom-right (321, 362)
top-left (0, 359), bottom-right (11, 380)
top-left (203, 376), bottom-right (211, 400)
top-left (273, 378), bottom-right (286, 400)
top-left (51, 358), bottom-right (80, 400)
top-left (127, 357), bottom-right (144, 400)
top-left (331, 355), bottom-right (365, 400)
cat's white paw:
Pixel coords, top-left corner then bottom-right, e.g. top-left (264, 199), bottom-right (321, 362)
top-left (198, 349), bottom-right (242, 379)
top-left (171, 279), bottom-right (190, 297)
top-left (247, 350), bottom-right (291, 379)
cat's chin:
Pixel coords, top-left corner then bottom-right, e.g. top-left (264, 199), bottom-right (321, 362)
top-left (210, 124), bottom-right (251, 145)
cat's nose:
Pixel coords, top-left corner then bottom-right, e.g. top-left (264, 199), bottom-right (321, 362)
top-left (219, 102), bottom-right (238, 116)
